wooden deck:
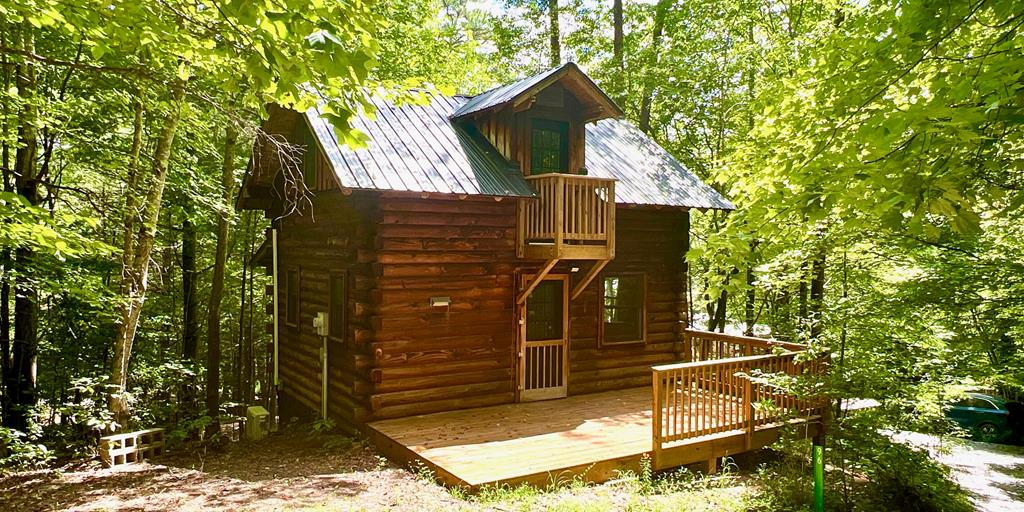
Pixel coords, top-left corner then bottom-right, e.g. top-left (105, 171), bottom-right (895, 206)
top-left (367, 385), bottom-right (822, 488)
top-left (367, 330), bottom-right (827, 489)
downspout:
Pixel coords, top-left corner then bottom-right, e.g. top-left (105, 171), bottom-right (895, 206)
top-left (321, 335), bottom-right (328, 419)
top-left (271, 228), bottom-right (279, 428)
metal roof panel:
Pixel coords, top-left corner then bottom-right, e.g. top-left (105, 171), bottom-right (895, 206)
top-left (306, 91), bottom-right (732, 209)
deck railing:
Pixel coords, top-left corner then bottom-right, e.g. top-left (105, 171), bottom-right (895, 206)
top-left (682, 328), bottom-right (808, 361)
top-left (517, 174), bottom-right (616, 259)
top-left (652, 330), bottom-right (827, 457)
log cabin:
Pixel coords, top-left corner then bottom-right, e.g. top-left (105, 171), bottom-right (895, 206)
top-left (239, 63), bottom-right (827, 488)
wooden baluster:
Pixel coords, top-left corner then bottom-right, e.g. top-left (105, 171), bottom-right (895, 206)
top-left (668, 371), bottom-right (674, 438)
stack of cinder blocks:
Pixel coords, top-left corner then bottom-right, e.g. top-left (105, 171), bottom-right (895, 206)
top-left (99, 428), bottom-right (165, 468)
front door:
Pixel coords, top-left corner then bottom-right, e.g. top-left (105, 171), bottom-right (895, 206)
top-left (518, 274), bottom-right (569, 401)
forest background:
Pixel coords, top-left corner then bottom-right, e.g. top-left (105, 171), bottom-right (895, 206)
top-left (0, 0), bottom-right (1021, 509)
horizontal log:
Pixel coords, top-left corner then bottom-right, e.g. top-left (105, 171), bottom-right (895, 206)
top-left (372, 358), bottom-right (509, 380)
top-left (370, 380), bottom-right (511, 409)
top-left (370, 392), bottom-right (514, 420)
top-left (375, 251), bottom-right (514, 264)
top-left (568, 375), bottom-right (650, 395)
top-left (377, 275), bottom-right (514, 291)
top-left (374, 346), bottom-right (512, 368)
top-left (373, 368), bottom-right (512, 394)
top-left (380, 212), bottom-right (515, 227)
top-left (376, 224), bottom-right (515, 240)
top-left (376, 263), bottom-right (515, 278)
top-left (377, 237), bottom-right (516, 253)
top-left (380, 198), bottom-right (515, 215)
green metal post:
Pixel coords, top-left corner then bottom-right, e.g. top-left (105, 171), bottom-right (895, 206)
top-left (813, 443), bottom-right (824, 512)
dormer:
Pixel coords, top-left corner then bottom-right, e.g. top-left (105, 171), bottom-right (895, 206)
top-left (450, 63), bottom-right (623, 177)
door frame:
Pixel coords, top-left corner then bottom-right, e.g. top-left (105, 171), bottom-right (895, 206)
top-left (516, 273), bottom-right (570, 402)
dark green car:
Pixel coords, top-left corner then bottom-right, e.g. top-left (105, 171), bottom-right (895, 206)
top-left (946, 392), bottom-right (1013, 443)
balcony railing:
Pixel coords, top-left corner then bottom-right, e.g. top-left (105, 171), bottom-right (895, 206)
top-left (517, 174), bottom-right (616, 260)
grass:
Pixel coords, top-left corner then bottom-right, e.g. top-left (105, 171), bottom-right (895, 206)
top-left (416, 455), bottom-right (754, 512)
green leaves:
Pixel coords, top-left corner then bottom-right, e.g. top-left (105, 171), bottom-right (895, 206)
top-left (0, 192), bottom-right (114, 261)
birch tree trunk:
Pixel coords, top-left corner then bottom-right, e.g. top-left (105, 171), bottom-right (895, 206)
top-left (205, 125), bottom-right (237, 437)
top-left (109, 82), bottom-right (185, 425)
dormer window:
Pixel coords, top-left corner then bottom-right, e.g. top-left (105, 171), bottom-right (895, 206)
top-left (531, 119), bottom-right (569, 174)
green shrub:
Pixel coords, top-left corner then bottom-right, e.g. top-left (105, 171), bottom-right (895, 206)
top-left (749, 414), bottom-right (973, 512)
top-left (0, 427), bottom-right (54, 472)
top-left (835, 417), bottom-right (973, 512)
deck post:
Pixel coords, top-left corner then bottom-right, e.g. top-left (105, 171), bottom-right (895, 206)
top-left (651, 369), bottom-right (662, 468)
top-left (682, 330), bottom-right (692, 362)
top-left (703, 456), bottom-right (718, 475)
top-left (553, 175), bottom-right (564, 255)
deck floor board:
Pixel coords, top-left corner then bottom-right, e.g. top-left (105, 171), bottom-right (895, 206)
top-left (367, 387), bottom-right (665, 486)
top-left (366, 385), bottom-right (818, 487)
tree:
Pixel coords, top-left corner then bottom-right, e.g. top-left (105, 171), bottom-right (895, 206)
top-left (205, 125), bottom-right (237, 437)
top-left (9, 23), bottom-right (40, 430)
top-left (612, 0), bottom-right (623, 71)
top-left (549, 0), bottom-right (561, 67)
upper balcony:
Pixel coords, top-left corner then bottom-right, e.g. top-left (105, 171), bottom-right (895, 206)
top-left (516, 174), bottom-right (616, 261)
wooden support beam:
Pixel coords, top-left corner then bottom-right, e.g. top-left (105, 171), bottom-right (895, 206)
top-left (570, 259), bottom-right (609, 300)
top-left (516, 259), bottom-right (560, 305)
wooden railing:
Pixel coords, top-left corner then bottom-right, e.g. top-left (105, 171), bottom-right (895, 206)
top-left (682, 328), bottom-right (808, 361)
top-left (652, 331), bottom-right (827, 458)
top-left (517, 174), bottom-right (616, 259)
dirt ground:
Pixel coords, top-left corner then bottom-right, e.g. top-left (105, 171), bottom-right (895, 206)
top-left (0, 432), bottom-right (460, 512)
top-left (0, 428), bottom-right (754, 512)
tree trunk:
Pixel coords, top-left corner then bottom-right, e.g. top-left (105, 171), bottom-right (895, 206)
top-left (0, 24), bottom-right (13, 426)
top-left (109, 82), bottom-right (185, 426)
top-left (182, 213), bottom-right (198, 361)
top-left (549, 0), bottom-right (561, 67)
top-left (613, 0), bottom-right (624, 70)
top-left (205, 125), bottom-right (237, 438)
top-left (9, 27), bottom-right (39, 431)
top-left (809, 248), bottom-right (826, 340)
top-left (234, 220), bottom-right (245, 403)
top-left (244, 214), bottom-right (257, 404)
top-left (744, 267), bottom-right (755, 336)
top-left (638, 0), bottom-right (670, 134)
top-left (798, 262), bottom-right (808, 335)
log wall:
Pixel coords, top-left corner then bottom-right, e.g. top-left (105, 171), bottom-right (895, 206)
top-left (275, 190), bottom-right (378, 432)
top-left (566, 207), bottom-right (689, 394)
top-left (368, 194), bottom-right (519, 420)
top-left (276, 191), bottom-right (690, 424)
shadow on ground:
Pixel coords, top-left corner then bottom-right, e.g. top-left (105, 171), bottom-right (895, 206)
top-left (0, 430), bottom-right (456, 512)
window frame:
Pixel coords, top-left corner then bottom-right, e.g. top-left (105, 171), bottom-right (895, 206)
top-left (285, 266), bottom-right (300, 328)
top-left (530, 118), bottom-right (569, 175)
top-left (328, 271), bottom-right (348, 342)
top-left (599, 272), bottom-right (647, 346)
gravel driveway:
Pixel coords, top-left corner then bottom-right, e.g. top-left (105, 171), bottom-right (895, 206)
top-left (894, 432), bottom-right (1024, 511)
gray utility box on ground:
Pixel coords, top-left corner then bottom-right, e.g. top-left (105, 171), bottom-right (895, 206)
top-left (246, 406), bottom-right (270, 441)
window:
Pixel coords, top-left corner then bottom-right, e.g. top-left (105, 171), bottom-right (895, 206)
top-left (301, 126), bottom-right (318, 189)
top-left (329, 272), bottom-right (347, 341)
top-left (526, 279), bottom-right (564, 341)
top-left (530, 119), bottom-right (569, 174)
top-left (285, 268), bottom-right (299, 327)
top-left (601, 274), bottom-right (645, 345)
